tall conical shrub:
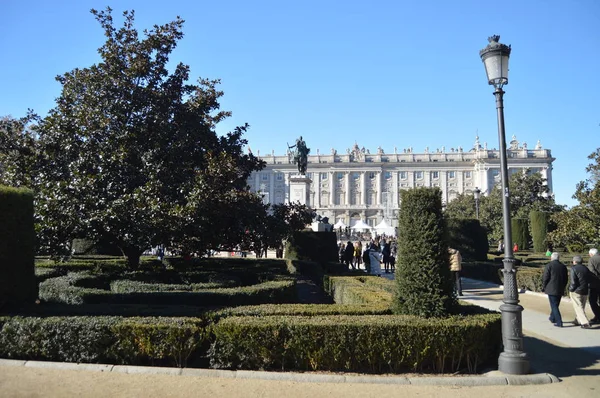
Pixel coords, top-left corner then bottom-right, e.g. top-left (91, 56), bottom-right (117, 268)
top-left (511, 218), bottom-right (529, 250)
top-left (393, 188), bottom-right (456, 317)
top-left (529, 211), bottom-right (548, 253)
top-left (0, 186), bottom-right (38, 306)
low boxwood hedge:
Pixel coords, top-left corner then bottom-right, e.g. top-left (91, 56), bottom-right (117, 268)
top-left (324, 276), bottom-right (394, 306)
top-left (39, 272), bottom-right (297, 306)
top-left (0, 316), bottom-right (209, 367)
top-left (209, 313), bottom-right (501, 373)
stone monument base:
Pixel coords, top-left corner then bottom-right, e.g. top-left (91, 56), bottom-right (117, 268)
top-left (289, 174), bottom-right (312, 206)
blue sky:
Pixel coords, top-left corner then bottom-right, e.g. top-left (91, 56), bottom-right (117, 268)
top-left (1, 0), bottom-right (598, 208)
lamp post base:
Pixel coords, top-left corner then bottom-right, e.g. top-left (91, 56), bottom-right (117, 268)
top-left (499, 352), bottom-right (530, 375)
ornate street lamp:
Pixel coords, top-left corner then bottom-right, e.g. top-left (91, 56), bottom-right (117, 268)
top-left (480, 35), bottom-right (530, 375)
top-left (473, 187), bottom-right (481, 220)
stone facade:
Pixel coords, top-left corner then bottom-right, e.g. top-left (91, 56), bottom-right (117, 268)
top-left (248, 136), bottom-right (554, 229)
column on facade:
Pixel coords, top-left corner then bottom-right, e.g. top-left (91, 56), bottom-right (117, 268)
top-left (361, 172), bottom-right (367, 206)
top-left (376, 171), bottom-right (382, 205)
top-left (269, 172), bottom-right (274, 204)
top-left (345, 172), bottom-right (351, 206)
top-left (329, 171), bottom-right (335, 207)
top-left (254, 173), bottom-right (260, 195)
top-left (314, 172), bottom-right (320, 208)
top-left (392, 171), bottom-right (399, 207)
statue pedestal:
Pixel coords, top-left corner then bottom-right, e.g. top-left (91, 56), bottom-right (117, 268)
top-left (311, 222), bottom-right (332, 232)
top-left (289, 174), bottom-right (312, 206)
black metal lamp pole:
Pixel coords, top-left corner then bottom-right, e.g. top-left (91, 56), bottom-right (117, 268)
top-left (480, 35), bottom-right (529, 375)
top-left (474, 187), bottom-right (481, 220)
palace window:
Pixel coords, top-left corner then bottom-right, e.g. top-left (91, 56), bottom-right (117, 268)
top-left (276, 173), bottom-right (283, 181)
top-left (415, 171), bottom-right (423, 180)
top-left (465, 171), bottom-right (472, 178)
top-left (400, 171), bottom-right (407, 180)
top-left (385, 171), bottom-right (392, 180)
top-left (352, 172), bottom-right (360, 180)
top-left (320, 172), bottom-right (328, 180)
top-left (261, 174), bottom-right (268, 181)
top-left (369, 172), bottom-right (376, 179)
top-left (432, 171), bottom-right (439, 179)
top-left (337, 172), bottom-right (344, 180)
top-left (448, 171), bottom-right (456, 179)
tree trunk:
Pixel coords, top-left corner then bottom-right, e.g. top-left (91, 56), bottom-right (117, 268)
top-left (120, 246), bottom-right (143, 269)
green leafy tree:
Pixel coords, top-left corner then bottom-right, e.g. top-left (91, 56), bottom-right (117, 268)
top-left (548, 148), bottom-right (600, 251)
top-left (468, 171), bottom-right (563, 242)
top-left (9, 8), bottom-right (265, 266)
top-left (394, 188), bottom-right (456, 318)
top-left (443, 192), bottom-right (480, 220)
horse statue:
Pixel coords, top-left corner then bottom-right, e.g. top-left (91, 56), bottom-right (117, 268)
top-left (288, 136), bottom-right (310, 175)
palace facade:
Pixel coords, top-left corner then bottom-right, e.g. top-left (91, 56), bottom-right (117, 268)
top-left (247, 135), bottom-right (554, 230)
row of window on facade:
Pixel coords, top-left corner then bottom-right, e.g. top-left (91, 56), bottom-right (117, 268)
top-left (256, 170), bottom-right (473, 182)
top-left (255, 167), bottom-right (543, 183)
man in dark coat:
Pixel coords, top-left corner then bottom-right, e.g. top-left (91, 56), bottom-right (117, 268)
top-left (542, 252), bottom-right (568, 327)
top-left (587, 248), bottom-right (600, 324)
top-left (344, 241), bottom-right (355, 269)
top-left (569, 255), bottom-right (592, 329)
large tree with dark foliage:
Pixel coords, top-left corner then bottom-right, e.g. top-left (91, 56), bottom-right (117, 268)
top-left (1, 8), bottom-right (265, 267)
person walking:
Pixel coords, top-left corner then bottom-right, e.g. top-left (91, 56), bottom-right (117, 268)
top-left (368, 244), bottom-right (383, 277)
top-left (448, 248), bottom-right (463, 297)
top-left (381, 239), bottom-right (391, 273)
top-left (344, 241), bottom-right (355, 269)
top-left (354, 241), bottom-right (362, 269)
top-left (587, 248), bottom-right (600, 324)
top-left (541, 252), bottom-right (568, 327)
top-left (569, 255), bottom-right (592, 329)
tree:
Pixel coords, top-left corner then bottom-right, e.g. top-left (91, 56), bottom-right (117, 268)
top-left (9, 8), bottom-right (265, 267)
top-left (394, 188), bottom-right (456, 317)
top-left (443, 192), bottom-right (479, 220)
top-left (548, 148), bottom-right (600, 251)
top-left (459, 171), bottom-right (563, 243)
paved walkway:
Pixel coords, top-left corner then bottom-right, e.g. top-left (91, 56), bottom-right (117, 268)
top-left (1, 276), bottom-right (599, 397)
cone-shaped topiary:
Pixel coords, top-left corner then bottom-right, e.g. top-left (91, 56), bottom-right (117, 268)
top-left (529, 211), bottom-right (548, 253)
top-left (393, 188), bottom-right (456, 317)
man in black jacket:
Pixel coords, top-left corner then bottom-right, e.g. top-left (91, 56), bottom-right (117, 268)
top-left (542, 252), bottom-right (568, 327)
top-left (569, 255), bottom-right (592, 329)
top-left (587, 248), bottom-right (600, 324)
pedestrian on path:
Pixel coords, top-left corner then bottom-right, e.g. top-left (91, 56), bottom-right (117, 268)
top-left (542, 252), bottom-right (568, 327)
top-left (587, 248), bottom-right (600, 324)
top-left (448, 248), bottom-right (463, 296)
top-left (569, 255), bottom-right (592, 329)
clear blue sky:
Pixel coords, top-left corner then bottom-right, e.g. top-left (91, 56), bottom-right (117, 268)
top-left (1, 0), bottom-right (598, 208)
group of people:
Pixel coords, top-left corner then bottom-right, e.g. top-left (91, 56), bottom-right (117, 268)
top-left (542, 248), bottom-right (600, 328)
top-left (338, 237), bottom-right (397, 275)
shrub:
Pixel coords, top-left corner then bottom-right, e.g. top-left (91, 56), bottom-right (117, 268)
top-left (0, 186), bottom-right (37, 306)
top-left (394, 188), bottom-right (456, 317)
top-left (209, 313), bottom-right (501, 373)
top-left (529, 211), bottom-right (549, 253)
top-left (511, 219), bottom-right (529, 250)
top-left (0, 316), bottom-right (208, 367)
top-left (285, 231), bottom-right (338, 264)
top-left (325, 276), bottom-right (394, 306)
top-left (446, 218), bottom-right (489, 261)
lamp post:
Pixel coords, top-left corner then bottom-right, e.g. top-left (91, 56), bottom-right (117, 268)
top-left (480, 35), bottom-right (529, 375)
top-left (473, 187), bottom-right (481, 220)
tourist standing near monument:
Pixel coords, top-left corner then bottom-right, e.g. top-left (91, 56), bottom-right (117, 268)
top-left (587, 248), bottom-right (600, 324)
top-left (569, 255), bottom-right (592, 329)
top-left (448, 248), bottom-right (463, 297)
top-left (541, 252), bottom-right (568, 327)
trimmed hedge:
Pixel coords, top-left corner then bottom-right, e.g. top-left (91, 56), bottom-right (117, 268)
top-left (395, 188), bottom-right (456, 317)
top-left (0, 186), bottom-right (37, 306)
top-left (0, 316), bottom-right (209, 367)
top-left (325, 276), bottom-right (394, 306)
top-left (529, 211), bottom-right (549, 253)
top-left (209, 313), bottom-right (502, 373)
top-left (447, 218), bottom-right (489, 261)
top-left (213, 303), bottom-right (391, 318)
top-left (285, 231), bottom-right (338, 264)
top-left (511, 219), bottom-right (529, 251)
top-left (461, 262), bottom-right (503, 285)
top-left (38, 272), bottom-right (297, 306)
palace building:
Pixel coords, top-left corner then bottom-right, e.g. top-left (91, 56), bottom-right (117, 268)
top-left (247, 135), bottom-right (554, 230)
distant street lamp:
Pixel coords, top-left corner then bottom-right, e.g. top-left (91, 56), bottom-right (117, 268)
top-left (480, 35), bottom-right (530, 375)
top-left (473, 187), bottom-right (481, 220)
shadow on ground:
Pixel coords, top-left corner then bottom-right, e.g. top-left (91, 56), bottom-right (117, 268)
top-left (524, 334), bottom-right (600, 378)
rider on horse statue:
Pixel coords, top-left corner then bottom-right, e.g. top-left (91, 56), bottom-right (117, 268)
top-left (288, 136), bottom-right (310, 175)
